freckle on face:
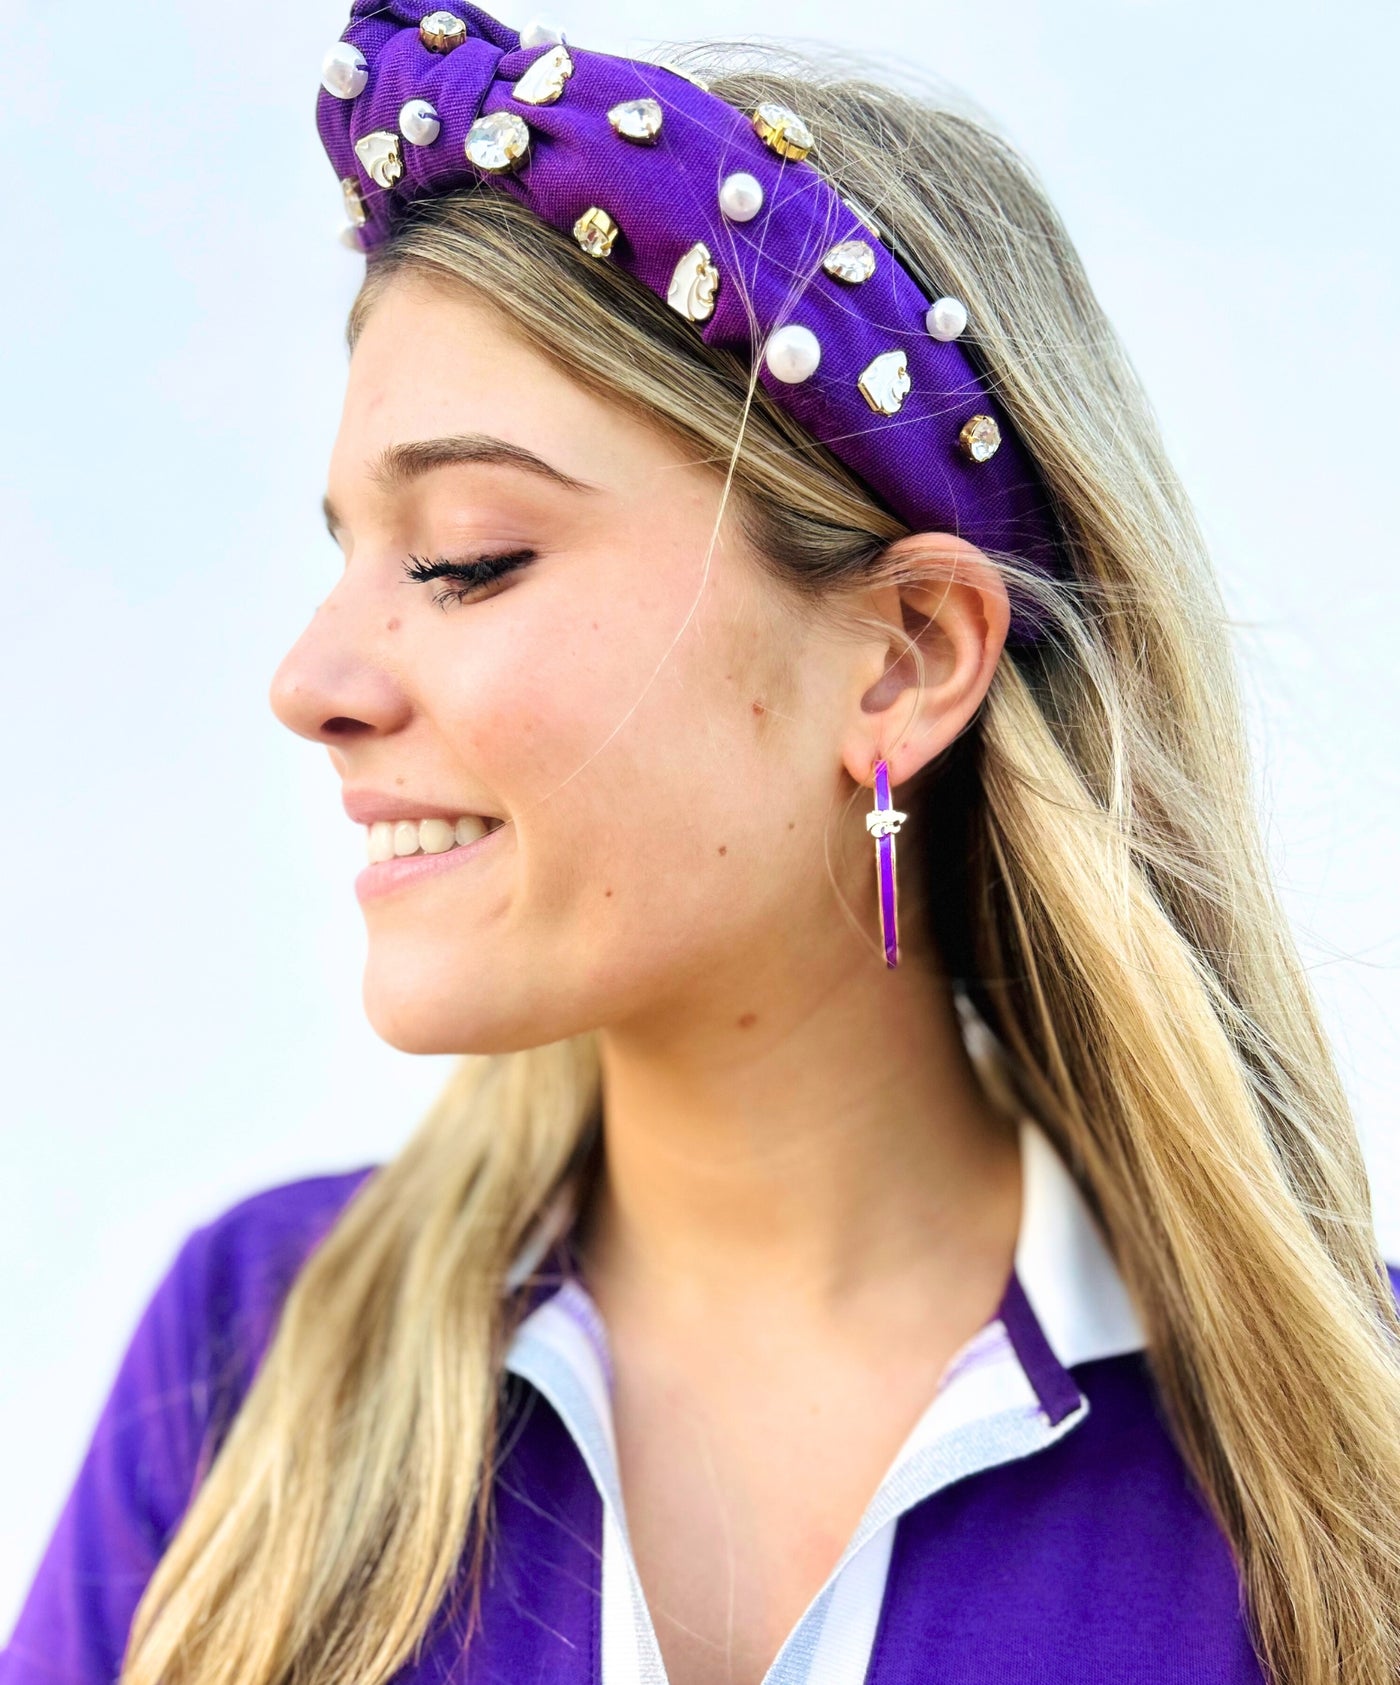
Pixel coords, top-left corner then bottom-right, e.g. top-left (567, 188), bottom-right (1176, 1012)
top-left (737, 1012), bottom-right (758, 1029)
top-left (718, 845), bottom-right (727, 856)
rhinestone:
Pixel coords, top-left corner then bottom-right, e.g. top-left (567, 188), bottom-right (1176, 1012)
top-left (464, 110), bottom-right (531, 173)
top-left (718, 171), bottom-right (763, 222)
top-left (519, 16), bottom-right (565, 48)
top-left (822, 239), bottom-right (876, 284)
top-left (958, 414), bottom-right (1001, 462)
top-left (572, 206), bottom-right (620, 259)
top-left (751, 102), bottom-right (813, 161)
top-left (607, 97), bottom-right (663, 144)
top-left (354, 129), bottom-right (403, 189)
top-left (667, 242), bottom-right (720, 323)
top-left (857, 350), bottom-right (911, 415)
top-left (399, 98), bottom-right (441, 146)
top-left (926, 297), bottom-right (968, 341)
top-left (320, 42), bottom-right (368, 100)
top-left (655, 60), bottom-right (710, 91)
top-left (512, 42), bottom-right (573, 104)
top-left (419, 11), bottom-right (467, 52)
top-left (341, 176), bottom-right (367, 226)
top-left (764, 323), bottom-right (821, 384)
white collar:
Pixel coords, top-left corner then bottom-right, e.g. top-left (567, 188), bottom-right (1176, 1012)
top-left (1015, 1113), bottom-right (1146, 1366)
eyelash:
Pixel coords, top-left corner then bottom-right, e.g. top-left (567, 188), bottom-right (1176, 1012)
top-left (400, 549), bottom-right (536, 609)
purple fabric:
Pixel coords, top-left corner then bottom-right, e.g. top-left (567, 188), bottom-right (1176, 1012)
top-left (314, 3), bottom-right (1066, 645)
top-left (866, 1351), bottom-right (1268, 1685)
top-left (7, 1170), bottom-right (1396, 1683)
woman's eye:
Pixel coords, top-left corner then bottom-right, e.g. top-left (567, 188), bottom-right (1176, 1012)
top-left (400, 549), bottom-right (536, 609)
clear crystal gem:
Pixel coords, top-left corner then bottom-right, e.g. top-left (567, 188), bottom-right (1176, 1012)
top-left (572, 206), bottom-right (619, 258)
top-left (959, 414), bottom-right (1001, 462)
top-left (822, 239), bottom-right (875, 284)
top-left (419, 11), bottom-right (467, 52)
top-left (607, 97), bottom-right (663, 143)
top-left (464, 110), bottom-right (531, 172)
top-left (857, 350), bottom-right (911, 416)
top-left (751, 101), bottom-right (813, 160)
top-left (512, 42), bottom-right (573, 104)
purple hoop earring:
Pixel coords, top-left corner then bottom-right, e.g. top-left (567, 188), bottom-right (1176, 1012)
top-left (864, 759), bottom-right (908, 968)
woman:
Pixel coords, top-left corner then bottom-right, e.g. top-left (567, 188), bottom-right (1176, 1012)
top-left (5, 4), bottom-right (1400, 1684)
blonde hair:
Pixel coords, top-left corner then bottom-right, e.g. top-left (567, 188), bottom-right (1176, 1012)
top-left (123, 43), bottom-right (1400, 1685)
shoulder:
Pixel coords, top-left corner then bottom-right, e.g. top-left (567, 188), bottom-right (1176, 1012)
top-left (0, 1166), bottom-right (379, 1685)
top-left (177, 1164), bottom-right (379, 1417)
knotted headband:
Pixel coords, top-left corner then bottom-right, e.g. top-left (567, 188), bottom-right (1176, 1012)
top-left (315, 4), bottom-right (1066, 643)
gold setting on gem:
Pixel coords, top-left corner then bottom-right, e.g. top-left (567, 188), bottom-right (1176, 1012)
top-left (751, 101), bottom-right (813, 161)
top-left (656, 60), bottom-right (710, 91)
top-left (511, 42), bottom-right (573, 104)
top-left (857, 350), bottom-right (911, 416)
top-left (822, 239), bottom-right (876, 284)
top-left (607, 97), bottom-right (663, 144)
top-left (419, 11), bottom-right (468, 52)
top-left (354, 130), bottom-right (404, 189)
top-left (573, 206), bottom-right (620, 258)
top-left (667, 241), bottom-right (720, 323)
top-left (958, 414), bottom-right (1001, 462)
top-left (340, 175), bottom-right (367, 226)
top-left (842, 193), bottom-right (884, 242)
top-left (464, 110), bottom-right (531, 172)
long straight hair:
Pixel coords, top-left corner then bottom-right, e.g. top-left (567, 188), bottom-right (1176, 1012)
top-left (122, 44), bottom-right (1400, 1685)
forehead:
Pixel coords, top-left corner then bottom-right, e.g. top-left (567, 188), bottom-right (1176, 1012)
top-left (328, 272), bottom-right (706, 500)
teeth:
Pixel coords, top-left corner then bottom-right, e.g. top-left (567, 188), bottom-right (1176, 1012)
top-left (365, 815), bottom-right (498, 864)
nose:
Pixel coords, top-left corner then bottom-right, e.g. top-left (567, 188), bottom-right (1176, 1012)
top-left (268, 570), bottom-right (413, 747)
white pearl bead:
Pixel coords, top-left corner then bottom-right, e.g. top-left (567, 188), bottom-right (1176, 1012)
top-left (321, 41), bottom-right (368, 99)
top-left (764, 323), bottom-right (821, 384)
top-left (519, 16), bottom-right (565, 47)
top-left (925, 296), bottom-right (968, 341)
top-left (399, 98), bottom-right (442, 146)
top-left (718, 171), bottom-right (764, 222)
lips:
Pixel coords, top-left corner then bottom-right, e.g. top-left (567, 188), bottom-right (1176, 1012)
top-left (354, 813), bottom-right (507, 903)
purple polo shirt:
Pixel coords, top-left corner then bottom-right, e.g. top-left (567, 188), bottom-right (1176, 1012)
top-left (5, 1121), bottom-right (1393, 1683)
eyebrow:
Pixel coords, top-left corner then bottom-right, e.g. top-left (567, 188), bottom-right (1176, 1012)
top-left (321, 433), bottom-right (598, 537)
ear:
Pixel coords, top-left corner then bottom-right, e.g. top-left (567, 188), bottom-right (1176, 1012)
top-left (838, 532), bottom-right (1010, 793)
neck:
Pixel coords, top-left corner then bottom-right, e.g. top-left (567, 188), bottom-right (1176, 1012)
top-left (577, 953), bottom-right (1023, 1322)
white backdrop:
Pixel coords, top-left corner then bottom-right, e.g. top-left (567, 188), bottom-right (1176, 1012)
top-left (2, 0), bottom-right (1396, 1627)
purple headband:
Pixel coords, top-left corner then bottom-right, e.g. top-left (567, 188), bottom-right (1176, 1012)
top-left (315, 4), bottom-right (1065, 643)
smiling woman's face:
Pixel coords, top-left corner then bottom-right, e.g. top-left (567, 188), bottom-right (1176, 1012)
top-left (269, 268), bottom-right (884, 1055)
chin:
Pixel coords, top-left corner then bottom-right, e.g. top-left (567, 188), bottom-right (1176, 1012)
top-left (360, 968), bottom-right (564, 1057)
